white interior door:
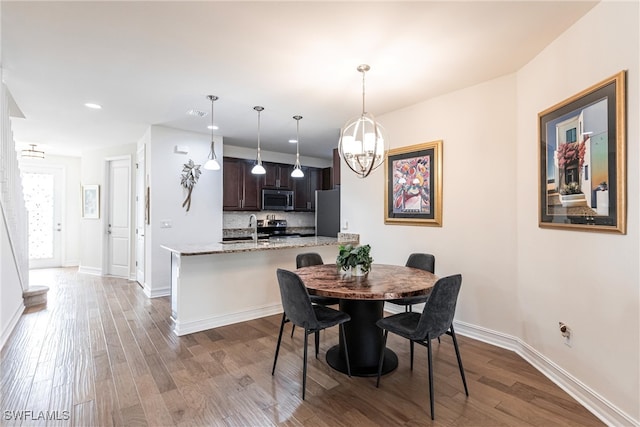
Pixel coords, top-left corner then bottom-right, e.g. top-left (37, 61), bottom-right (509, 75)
top-left (107, 158), bottom-right (131, 277)
top-left (22, 165), bottom-right (64, 269)
top-left (135, 147), bottom-right (145, 286)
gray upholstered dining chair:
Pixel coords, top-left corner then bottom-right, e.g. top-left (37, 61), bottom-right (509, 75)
top-left (292, 253), bottom-right (340, 356)
top-left (272, 269), bottom-right (351, 400)
top-left (375, 274), bottom-right (468, 420)
top-left (388, 253), bottom-right (435, 312)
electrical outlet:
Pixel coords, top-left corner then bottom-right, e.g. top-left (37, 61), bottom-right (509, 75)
top-left (559, 321), bottom-right (572, 347)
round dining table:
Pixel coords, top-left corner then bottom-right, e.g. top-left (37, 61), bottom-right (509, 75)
top-left (295, 263), bottom-right (438, 377)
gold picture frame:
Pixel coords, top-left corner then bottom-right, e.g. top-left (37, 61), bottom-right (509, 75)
top-left (538, 70), bottom-right (626, 234)
top-left (384, 140), bottom-right (443, 226)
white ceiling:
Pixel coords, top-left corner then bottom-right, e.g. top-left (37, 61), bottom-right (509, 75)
top-left (2, 1), bottom-right (597, 159)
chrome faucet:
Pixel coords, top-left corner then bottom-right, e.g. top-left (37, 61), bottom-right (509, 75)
top-left (248, 214), bottom-right (258, 242)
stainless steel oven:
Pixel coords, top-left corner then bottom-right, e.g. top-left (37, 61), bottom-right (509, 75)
top-left (262, 189), bottom-right (294, 211)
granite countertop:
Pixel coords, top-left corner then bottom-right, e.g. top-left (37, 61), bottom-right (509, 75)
top-left (161, 236), bottom-right (356, 256)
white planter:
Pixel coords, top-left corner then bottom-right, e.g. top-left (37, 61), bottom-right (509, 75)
top-left (352, 264), bottom-right (367, 276)
top-left (340, 264), bottom-right (368, 277)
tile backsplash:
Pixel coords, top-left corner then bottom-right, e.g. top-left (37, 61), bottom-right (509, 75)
top-left (223, 211), bottom-right (316, 229)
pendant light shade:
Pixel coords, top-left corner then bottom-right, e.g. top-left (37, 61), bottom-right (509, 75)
top-left (338, 64), bottom-right (388, 178)
top-left (291, 115), bottom-right (304, 178)
top-left (251, 106), bottom-right (266, 175)
top-left (204, 95), bottom-right (221, 171)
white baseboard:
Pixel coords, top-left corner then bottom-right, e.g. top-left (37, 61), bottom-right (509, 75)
top-left (77, 265), bottom-right (102, 276)
top-left (143, 284), bottom-right (170, 299)
top-left (173, 304), bottom-right (282, 336)
top-left (453, 320), bottom-right (638, 427)
top-left (62, 260), bottom-right (79, 267)
top-left (0, 302), bottom-right (25, 351)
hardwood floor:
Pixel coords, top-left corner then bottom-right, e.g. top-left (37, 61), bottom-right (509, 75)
top-left (1, 268), bottom-right (603, 426)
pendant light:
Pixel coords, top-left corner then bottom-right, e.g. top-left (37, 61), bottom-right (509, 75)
top-left (251, 106), bottom-right (266, 175)
top-left (338, 64), bottom-right (388, 178)
top-left (291, 115), bottom-right (304, 178)
top-left (21, 144), bottom-right (45, 159)
top-left (203, 95), bottom-right (221, 171)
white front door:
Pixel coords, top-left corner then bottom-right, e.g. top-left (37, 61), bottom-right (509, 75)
top-left (106, 158), bottom-right (131, 277)
top-left (135, 147), bottom-right (145, 286)
top-left (22, 165), bottom-right (64, 269)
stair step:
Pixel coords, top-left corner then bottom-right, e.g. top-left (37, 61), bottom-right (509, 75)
top-left (23, 285), bottom-right (49, 307)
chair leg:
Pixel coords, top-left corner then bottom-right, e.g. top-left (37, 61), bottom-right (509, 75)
top-left (291, 324), bottom-right (296, 337)
top-left (272, 313), bottom-right (287, 375)
top-left (315, 331), bottom-right (320, 358)
top-left (410, 340), bottom-right (415, 371)
top-left (426, 336), bottom-right (435, 420)
top-left (340, 324), bottom-right (351, 377)
top-left (302, 329), bottom-right (309, 400)
top-left (376, 330), bottom-right (389, 388)
top-left (450, 324), bottom-right (469, 396)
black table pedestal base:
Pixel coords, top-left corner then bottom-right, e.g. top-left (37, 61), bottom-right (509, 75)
top-left (323, 299), bottom-right (399, 377)
top-left (326, 345), bottom-right (398, 377)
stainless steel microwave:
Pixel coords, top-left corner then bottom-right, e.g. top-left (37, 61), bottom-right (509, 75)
top-left (262, 189), bottom-right (294, 211)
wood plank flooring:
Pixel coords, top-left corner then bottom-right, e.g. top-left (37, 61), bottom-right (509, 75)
top-left (1, 268), bottom-right (603, 426)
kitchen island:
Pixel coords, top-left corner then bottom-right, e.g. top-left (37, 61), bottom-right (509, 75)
top-left (162, 236), bottom-right (356, 336)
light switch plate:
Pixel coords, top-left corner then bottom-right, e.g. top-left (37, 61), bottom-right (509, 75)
top-left (160, 220), bottom-right (172, 228)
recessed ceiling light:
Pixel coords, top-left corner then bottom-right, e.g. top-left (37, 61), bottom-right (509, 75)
top-left (85, 103), bottom-right (102, 109)
top-left (207, 125), bottom-right (219, 130)
top-left (289, 139), bottom-right (297, 144)
top-left (187, 109), bottom-right (207, 117)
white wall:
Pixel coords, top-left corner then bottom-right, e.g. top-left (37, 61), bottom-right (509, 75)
top-left (341, 2), bottom-right (638, 424)
top-left (223, 145), bottom-right (332, 169)
top-left (342, 74), bottom-right (520, 336)
top-left (79, 144), bottom-right (137, 275)
top-left (0, 208), bottom-right (24, 349)
top-left (145, 125), bottom-right (223, 297)
top-left (516, 1), bottom-right (639, 422)
top-left (20, 154), bottom-right (81, 266)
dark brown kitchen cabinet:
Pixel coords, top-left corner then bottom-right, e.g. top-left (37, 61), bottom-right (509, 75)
top-left (262, 162), bottom-right (291, 189)
top-left (223, 158), bottom-right (260, 211)
top-left (293, 167), bottom-right (323, 211)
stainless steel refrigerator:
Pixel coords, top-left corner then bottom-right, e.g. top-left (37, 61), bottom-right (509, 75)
top-left (315, 188), bottom-right (340, 237)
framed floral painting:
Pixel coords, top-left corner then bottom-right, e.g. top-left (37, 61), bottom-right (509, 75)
top-left (538, 71), bottom-right (626, 234)
top-left (384, 140), bottom-right (442, 226)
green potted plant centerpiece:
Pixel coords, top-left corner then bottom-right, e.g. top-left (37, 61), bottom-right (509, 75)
top-left (336, 244), bottom-right (373, 276)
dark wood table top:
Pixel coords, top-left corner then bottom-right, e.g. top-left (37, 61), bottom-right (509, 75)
top-left (295, 263), bottom-right (438, 300)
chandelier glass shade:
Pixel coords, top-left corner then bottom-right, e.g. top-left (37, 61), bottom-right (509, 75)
top-left (338, 64), bottom-right (388, 178)
top-left (203, 95), bottom-right (220, 171)
top-left (291, 115), bottom-right (304, 178)
top-left (251, 106), bottom-right (266, 175)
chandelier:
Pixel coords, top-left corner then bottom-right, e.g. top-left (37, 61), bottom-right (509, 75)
top-left (338, 64), bottom-right (388, 178)
top-left (21, 144), bottom-right (45, 159)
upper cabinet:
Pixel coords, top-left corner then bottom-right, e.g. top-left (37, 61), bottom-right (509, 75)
top-left (223, 157), bottom-right (331, 211)
top-left (223, 158), bottom-right (260, 211)
top-left (293, 167), bottom-right (323, 211)
top-left (262, 163), bottom-right (291, 189)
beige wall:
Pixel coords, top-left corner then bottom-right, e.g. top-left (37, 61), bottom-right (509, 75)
top-left (515, 1), bottom-right (639, 421)
top-left (341, 2), bottom-right (638, 424)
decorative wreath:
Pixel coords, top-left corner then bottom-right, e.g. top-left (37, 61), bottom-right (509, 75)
top-left (180, 159), bottom-right (201, 211)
